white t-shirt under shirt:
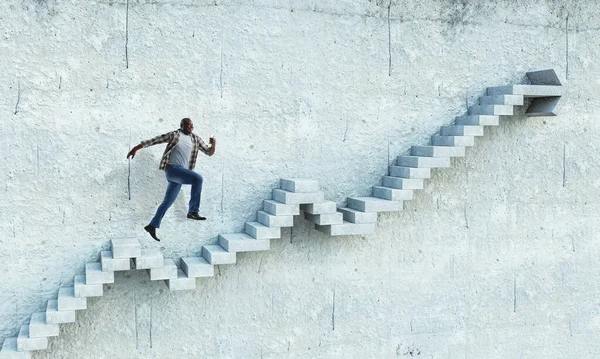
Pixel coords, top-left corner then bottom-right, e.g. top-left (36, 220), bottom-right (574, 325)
top-left (167, 133), bottom-right (193, 168)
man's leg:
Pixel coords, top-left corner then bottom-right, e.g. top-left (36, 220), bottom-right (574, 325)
top-left (145, 180), bottom-right (182, 241)
top-left (164, 165), bottom-right (205, 220)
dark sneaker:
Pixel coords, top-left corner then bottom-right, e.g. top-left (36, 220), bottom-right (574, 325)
top-left (187, 212), bottom-right (207, 220)
top-left (144, 224), bottom-right (160, 242)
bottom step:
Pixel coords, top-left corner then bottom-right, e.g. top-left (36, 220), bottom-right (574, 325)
top-left (1, 338), bottom-right (31, 358)
top-left (315, 221), bottom-right (376, 236)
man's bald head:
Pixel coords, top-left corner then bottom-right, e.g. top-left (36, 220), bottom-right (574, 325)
top-left (180, 118), bottom-right (194, 135)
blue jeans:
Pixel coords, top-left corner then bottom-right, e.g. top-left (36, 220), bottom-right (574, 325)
top-left (149, 165), bottom-right (203, 228)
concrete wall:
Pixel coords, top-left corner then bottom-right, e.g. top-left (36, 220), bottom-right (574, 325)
top-left (1, 0), bottom-right (599, 357)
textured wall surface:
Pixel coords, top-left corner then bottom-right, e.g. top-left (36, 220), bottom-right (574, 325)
top-left (1, 0), bottom-right (599, 357)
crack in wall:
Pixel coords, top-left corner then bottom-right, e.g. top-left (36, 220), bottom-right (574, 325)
top-left (513, 276), bottom-right (517, 313)
top-left (387, 0), bottom-right (392, 76)
top-left (331, 287), bottom-right (336, 331)
top-left (14, 82), bottom-right (21, 115)
top-left (125, 0), bottom-right (130, 68)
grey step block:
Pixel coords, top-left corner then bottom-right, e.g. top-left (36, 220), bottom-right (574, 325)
top-left (58, 287), bottom-right (87, 311)
top-left (431, 135), bottom-right (475, 147)
top-left (257, 211), bottom-right (294, 228)
top-left (85, 262), bottom-right (114, 285)
top-left (300, 201), bottom-right (337, 214)
top-left (372, 186), bottom-right (414, 201)
top-left (74, 274), bottom-right (103, 298)
top-left (487, 84), bottom-right (563, 97)
top-left (135, 248), bottom-right (164, 270)
top-left (468, 104), bottom-right (513, 116)
top-left (280, 178), bottom-right (319, 193)
top-left (46, 300), bottom-right (75, 324)
top-left (110, 238), bottom-right (141, 259)
top-left (272, 189), bottom-right (325, 204)
top-left (479, 94), bottom-right (524, 105)
top-left (181, 257), bottom-right (214, 278)
top-left (304, 212), bottom-right (343, 225)
top-left (245, 221), bottom-right (281, 239)
top-left (337, 207), bottom-right (377, 224)
top-left (167, 269), bottom-right (196, 291)
top-left (218, 233), bottom-right (270, 252)
top-left (315, 221), bottom-right (376, 236)
top-left (201, 245), bottom-right (237, 265)
top-left (389, 166), bottom-right (431, 179)
top-left (101, 251), bottom-right (130, 272)
top-left (1, 338), bottom-right (31, 358)
top-left (411, 145), bottom-right (465, 158)
top-left (454, 115), bottom-right (499, 126)
top-left (382, 176), bottom-right (424, 190)
top-left (347, 197), bottom-right (403, 212)
top-left (440, 125), bottom-right (484, 137)
top-left (17, 326), bottom-right (47, 352)
top-left (398, 156), bottom-right (451, 168)
top-left (29, 313), bottom-right (59, 338)
top-left (262, 200), bottom-right (300, 216)
top-left (149, 258), bottom-right (177, 281)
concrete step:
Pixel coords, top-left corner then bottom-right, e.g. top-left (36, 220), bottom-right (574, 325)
top-left (347, 197), bottom-right (403, 212)
top-left (487, 84), bottom-right (563, 97)
top-left (272, 189), bottom-right (325, 204)
top-left (468, 104), bottom-right (513, 116)
top-left (1, 338), bottom-right (30, 358)
top-left (304, 212), bottom-right (343, 225)
top-left (411, 145), bottom-right (465, 158)
top-left (389, 166), bottom-right (431, 179)
top-left (149, 258), bottom-right (177, 281)
top-left (382, 176), bottom-right (424, 190)
top-left (181, 257), bottom-right (214, 278)
top-left (440, 125), bottom-right (484, 137)
top-left (17, 326), bottom-right (47, 352)
top-left (455, 115), bottom-right (499, 126)
top-left (201, 245), bottom-right (237, 265)
top-left (28, 313), bottom-right (59, 338)
top-left (28, 313), bottom-right (59, 339)
top-left (46, 300), bottom-right (75, 324)
top-left (372, 186), bottom-right (414, 201)
top-left (218, 233), bottom-right (270, 252)
top-left (245, 221), bottom-right (281, 239)
top-left (110, 238), bottom-right (141, 259)
top-left (315, 221), bottom-right (376, 236)
top-left (398, 156), bottom-right (451, 168)
top-left (431, 135), bottom-right (475, 147)
top-left (479, 94), bottom-right (524, 105)
top-left (257, 211), bottom-right (294, 228)
top-left (57, 287), bottom-right (86, 311)
top-left (167, 269), bottom-right (196, 291)
top-left (300, 201), bottom-right (337, 214)
top-left (280, 178), bottom-right (319, 193)
top-left (262, 200), bottom-right (300, 216)
top-left (74, 274), bottom-right (103, 298)
top-left (85, 262), bottom-right (114, 285)
top-left (135, 248), bottom-right (164, 270)
top-left (100, 250), bottom-right (130, 272)
top-left (337, 207), bottom-right (377, 224)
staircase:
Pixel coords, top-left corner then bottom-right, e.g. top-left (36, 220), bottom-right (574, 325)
top-left (0, 69), bottom-right (564, 358)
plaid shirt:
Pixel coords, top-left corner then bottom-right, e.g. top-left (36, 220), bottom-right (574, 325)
top-left (140, 129), bottom-right (211, 170)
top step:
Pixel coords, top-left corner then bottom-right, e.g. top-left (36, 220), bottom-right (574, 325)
top-left (280, 179), bottom-right (319, 193)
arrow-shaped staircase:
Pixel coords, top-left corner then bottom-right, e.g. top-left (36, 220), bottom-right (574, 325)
top-left (0, 69), bottom-right (564, 358)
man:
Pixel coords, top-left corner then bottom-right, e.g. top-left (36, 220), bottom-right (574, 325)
top-left (127, 118), bottom-right (216, 241)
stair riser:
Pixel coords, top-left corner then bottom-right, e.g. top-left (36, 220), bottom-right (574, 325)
top-left (304, 212), bottom-right (343, 225)
top-left (110, 239), bottom-right (142, 259)
top-left (257, 212), bottom-right (294, 228)
top-left (218, 235), bottom-right (270, 252)
top-left (101, 251), bottom-right (131, 272)
top-left (455, 116), bottom-right (499, 126)
top-left (280, 179), bottom-right (319, 193)
top-left (469, 105), bottom-right (513, 116)
top-left (431, 136), bottom-right (475, 147)
top-left (337, 209), bottom-right (378, 224)
top-left (382, 176), bottom-right (423, 190)
top-left (372, 187), bottom-right (414, 201)
top-left (272, 189), bottom-right (325, 204)
top-left (300, 202), bottom-right (337, 214)
top-left (135, 256), bottom-right (164, 270)
top-left (74, 283), bottom-right (103, 298)
top-left (480, 94), bottom-right (524, 105)
top-left (245, 223), bottom-right (281, 239)
top-left (29, 325), bottom-right (59, 339)
top-left (201, 246), bottom-right (236, 265)
top-left (411, 146), bottom-right (465, 158)
top-left (181, 259), bottom-right (214, 278)
top-left (389, 166), bottom-right (431, 179)
top-left (149, 260), bottom-right (177, 281)
top-left (398, 157), bottom-right (451, 168)
top-left (440, 126), bottom-right (484, 137)
top-left (315, 223), bottom-right (376, 236)
top-left (262, 200), bottom-right (300, 216)
top-left (347, 198), bottom-right (403, 212)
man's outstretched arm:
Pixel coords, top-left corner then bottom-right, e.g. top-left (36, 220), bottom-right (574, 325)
top-left (127, 132), bottom-right (174, 159)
